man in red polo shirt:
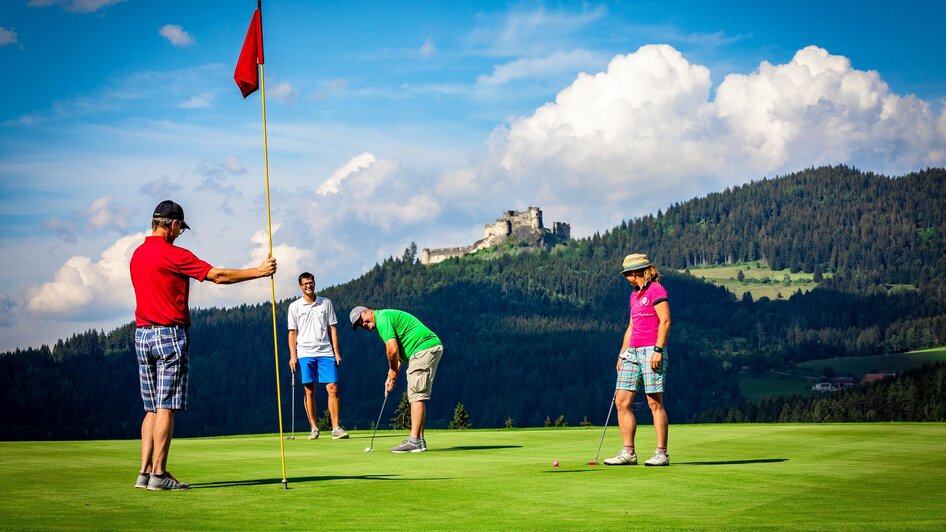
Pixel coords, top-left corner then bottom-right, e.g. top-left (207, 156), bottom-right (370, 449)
top-left (130, 200), bottom-right (277, 491)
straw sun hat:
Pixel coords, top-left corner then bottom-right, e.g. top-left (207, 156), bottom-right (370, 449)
top-left (621, 253), bottom-right (651, 274)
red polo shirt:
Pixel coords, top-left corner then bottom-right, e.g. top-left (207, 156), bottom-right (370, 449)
top-left (130, 236), bottom-right (214, 329)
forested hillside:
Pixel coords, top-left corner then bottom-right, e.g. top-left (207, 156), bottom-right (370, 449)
top-left (2, 166), bottom-right (944, 439)
top-left (696, 362), bottom-right (946, 423)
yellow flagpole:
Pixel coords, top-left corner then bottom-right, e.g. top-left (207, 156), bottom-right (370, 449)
top-left (259, 60), bottom-right (289, 490)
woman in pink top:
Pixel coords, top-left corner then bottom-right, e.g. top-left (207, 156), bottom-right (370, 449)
top-left (603, 253), bottom-right (672, 467)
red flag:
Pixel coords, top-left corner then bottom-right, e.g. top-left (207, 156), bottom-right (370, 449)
top-left (234, 8), bottom-right (264, 98)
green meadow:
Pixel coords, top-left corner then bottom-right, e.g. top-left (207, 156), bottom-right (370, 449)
top-left (681, 260), bottom-right (826, 300)
top-left (2, 424), bottom-right (945, 530)
top-left (739, 347), bottom-right (946, 400)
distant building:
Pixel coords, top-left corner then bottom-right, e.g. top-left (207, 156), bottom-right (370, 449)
top-left (812, 376), bottom-right (854, 393)
top-left (862, 373), bottom-right (896, 384)
top-left (421, 207), bottom-right (571, 265)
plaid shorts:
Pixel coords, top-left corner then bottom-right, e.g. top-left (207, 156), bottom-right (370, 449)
top-left (135, 326), bottom-right (190, 412)
top-left (616, 346), bottom-right (667, 394)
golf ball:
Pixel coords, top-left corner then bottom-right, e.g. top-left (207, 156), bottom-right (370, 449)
top-left (553, 460), bottom-right (559, 467)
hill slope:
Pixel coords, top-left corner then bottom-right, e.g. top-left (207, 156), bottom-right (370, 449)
top-left (2, 166), bottom-right (945, 438)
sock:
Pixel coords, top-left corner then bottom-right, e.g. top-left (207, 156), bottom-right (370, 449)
top-left (657, 447), bottom-right (667, 455)
top-left (409, 436), bottom-right (421, 444)
top-left (624, 446), bottom-right (635, 455)
top-left (153, 472), bottom-right (167, 479)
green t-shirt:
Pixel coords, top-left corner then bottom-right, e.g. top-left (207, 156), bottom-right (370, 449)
top-left (374, 309), bottom-right (441, 361)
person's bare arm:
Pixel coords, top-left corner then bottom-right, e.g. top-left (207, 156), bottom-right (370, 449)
top-left (329, 324), bottom-right (340, 365)
top-left (288, 329), bottom-right (298, 373)
top-left (384, 338), bottom-right (402, 393)
top-left (206, 256), bottom-right (276, 285)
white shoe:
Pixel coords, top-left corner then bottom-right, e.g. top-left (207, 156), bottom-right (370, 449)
top-left (603, 449), bottom-right (638, 466)
top-left (308, 428), bottom-right (319, 440)
top-left (644, 452), bottom-right (669, 466)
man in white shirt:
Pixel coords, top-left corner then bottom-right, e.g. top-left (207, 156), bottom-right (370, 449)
top-left (287, 272), bottom-right (348, 440)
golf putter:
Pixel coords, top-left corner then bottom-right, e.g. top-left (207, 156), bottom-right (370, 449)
top-left (285, 372), bottom-right (296, 440)
top-left (364, 391), bottom-right (389, 453)
top-left (588, 391), bottom-right (617, 465)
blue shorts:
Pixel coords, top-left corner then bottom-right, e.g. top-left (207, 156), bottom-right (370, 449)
top-left (135, 326), bottom-right (189, 412)
top-left (299, 356), bottom-right (338, 384)
top-left (616, 346), bottom-right (667, 394)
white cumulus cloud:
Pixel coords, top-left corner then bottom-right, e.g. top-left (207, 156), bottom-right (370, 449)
top-left (43, 195), bottom-right (134, 242)
top-left (317, 152), bottom-right (378, 195)
top-left (191, 224), bottom-right (311, 307)
top-left (481, 44), bottom-right (946, 232)
top-left (159, 24), bottom-right (195, 47)
top-left (25, 232), bottom-right (144, 318)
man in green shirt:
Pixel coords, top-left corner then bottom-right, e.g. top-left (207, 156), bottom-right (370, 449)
top-left (350, 306), bottom-right (443, 453)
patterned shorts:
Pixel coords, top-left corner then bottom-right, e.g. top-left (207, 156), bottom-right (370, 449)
top-left (135, 326), bottom-right (190, 412)
top-left (616, 346), bottom-right (667, 394)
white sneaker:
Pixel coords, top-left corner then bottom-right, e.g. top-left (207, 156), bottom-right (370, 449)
top-left (644, 452), bottom-right (669, 466)
top-left (308, 428), bottom-right (319, 440)
top-left (331, 427), bottom-right (350, 439)
top-left (603, 449), bottom-right (638, 466)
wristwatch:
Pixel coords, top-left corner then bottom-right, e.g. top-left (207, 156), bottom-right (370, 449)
top-left (653, 346), bottom-right (664, 353)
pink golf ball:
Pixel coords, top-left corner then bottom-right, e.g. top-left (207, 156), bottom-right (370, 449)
top-left (553, 460), bottom-right (559, 467)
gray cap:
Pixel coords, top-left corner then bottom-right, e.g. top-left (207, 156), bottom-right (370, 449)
top-left (349, 306), bottom-right (368, 330)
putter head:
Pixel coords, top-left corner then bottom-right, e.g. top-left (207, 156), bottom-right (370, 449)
top-left (286, 436), bottom-right (295, 440)
top-left (364, 447), bottom-right (373, 453)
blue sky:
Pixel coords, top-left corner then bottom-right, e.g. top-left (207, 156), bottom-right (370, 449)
top-left (1, 0), bottom-right (944, 351)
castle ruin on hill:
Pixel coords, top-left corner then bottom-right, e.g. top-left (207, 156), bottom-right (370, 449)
top-left (420, 207), bottom-right (571, 265)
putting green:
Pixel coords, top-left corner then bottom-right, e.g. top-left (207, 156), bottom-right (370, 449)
top-left (1, 424), bottom-right (944, 529)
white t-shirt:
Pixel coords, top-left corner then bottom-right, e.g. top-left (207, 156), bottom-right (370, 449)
top-left (287, 296), bottom-right (338, 358)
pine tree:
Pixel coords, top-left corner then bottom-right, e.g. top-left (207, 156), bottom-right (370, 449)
top-left (504, 417), bottom-right (515, 429)
top-left (317, 408), bottom-right (332, 431)
top-left (554, 415), bottom-right (568, 427)
top-left (579, 416), bottom-right (592, 426)
top-left (448, 402), bottom-right (471, 429)
top-left (390, 392), bottom-right (411, 430)
top-left (543, 416), bottom-right (552, 427)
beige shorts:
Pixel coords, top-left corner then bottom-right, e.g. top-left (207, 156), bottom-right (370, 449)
top-left (406, 345), bottom-right (443, 402)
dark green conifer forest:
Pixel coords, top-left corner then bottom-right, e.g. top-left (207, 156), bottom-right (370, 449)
top-left (2, 166), bottom-right (945, 439)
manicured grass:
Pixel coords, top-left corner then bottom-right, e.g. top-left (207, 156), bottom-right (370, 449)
top-left (2, 424), bottom-right (945, 529)
top-left (739, 347), bottom-right (946, 400)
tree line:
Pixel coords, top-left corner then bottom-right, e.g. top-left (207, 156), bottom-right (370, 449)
top-left (695, 362), bottom-right (946, 423)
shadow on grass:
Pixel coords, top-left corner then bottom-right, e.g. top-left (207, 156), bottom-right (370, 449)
top-left (190, 474), bottom-right (451, 489)
top-left (427, 445), bottom-right (523, 452)
top-left (674, 458), bottom-right (788, 466)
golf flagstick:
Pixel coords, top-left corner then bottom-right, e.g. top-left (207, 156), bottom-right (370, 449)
top-left (589, 391), bottom-right (617, 466)
top-left (234, 1), bottom-right (289, 489)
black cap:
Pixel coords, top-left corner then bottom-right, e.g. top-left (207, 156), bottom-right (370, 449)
top-left (153, 200), bottom-right (191, 230)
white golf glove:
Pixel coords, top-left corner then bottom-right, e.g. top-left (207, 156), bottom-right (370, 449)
top-left (618, 347), bottom-right (633, 360)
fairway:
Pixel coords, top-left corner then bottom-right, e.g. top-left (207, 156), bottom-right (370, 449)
top-left (2, 425), bottom-right (945, 530)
